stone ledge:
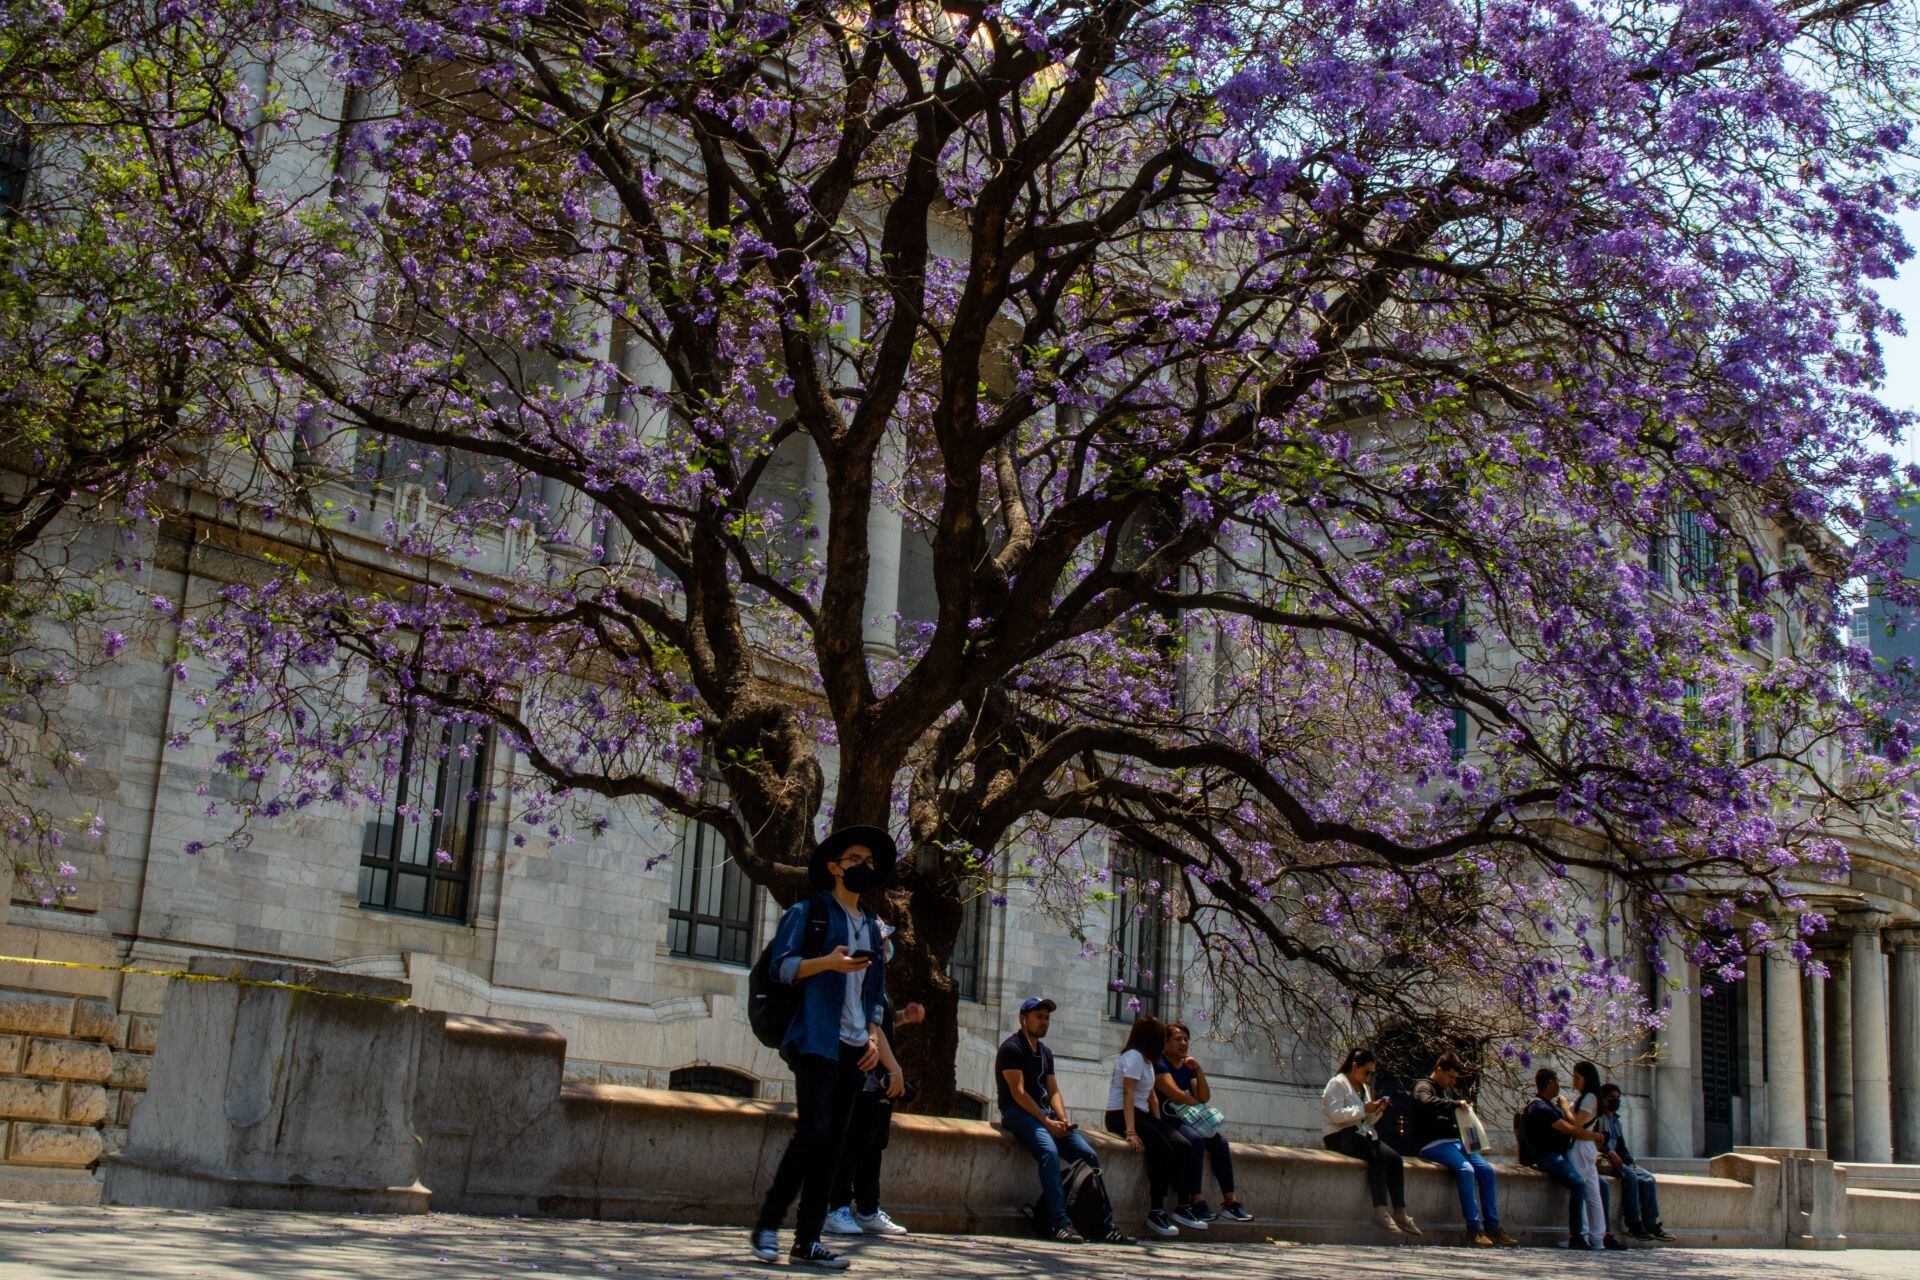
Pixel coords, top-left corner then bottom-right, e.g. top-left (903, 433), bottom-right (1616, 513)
top-left (183, 957), bottom-right (410, 1002)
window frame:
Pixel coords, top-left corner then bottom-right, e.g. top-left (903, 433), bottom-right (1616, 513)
top-left (951, 888), bottom-right (990, 1003)
top-left (357, 710), bottom-right (491, 923)
top-left (666, 763), bottom-right (760, 967)
top-left (1108, 842), bottom-right (1173, 1022)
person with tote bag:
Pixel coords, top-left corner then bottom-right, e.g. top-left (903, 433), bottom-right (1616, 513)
top-left (1409, 1054), bottom-right (1516, 1247)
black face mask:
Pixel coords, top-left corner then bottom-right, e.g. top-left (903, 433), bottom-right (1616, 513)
top-left (840, 862), bottom-right (880, 893)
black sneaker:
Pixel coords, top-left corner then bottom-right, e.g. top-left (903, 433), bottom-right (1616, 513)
top-left (1050, 1224), bottom-right (1086, 1244)
top-left (1145, 1209), bottom-right (1179, 1237)
top-left (790, 1241), bottom-right (851, 1271)
top-left (1218, 1202), bottom-right (1253, 1222)
top-left (1095, 1227), bottom-right (1137, 1245)
top-left (1189, 1198), bottom-right (1218, 1222)
top-left (1604, 1234), bottom-right (1627, 1250)
top-left (1169, 1205), bottom-right (1209, 1230)
top-left (1649, 1224), bottom-right (1678, 1242)
top-left (749, 1228), bottom-right (779, 1262)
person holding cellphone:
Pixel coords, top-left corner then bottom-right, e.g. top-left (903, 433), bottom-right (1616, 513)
top-left (997, 997), bottom-right (1133, 1245)
top-left (1321, 1047), bottom-right (1419, 1239)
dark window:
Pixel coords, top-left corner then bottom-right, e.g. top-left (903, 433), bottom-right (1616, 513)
top-left (668, 766), bottom-right (758, 965)
top-left (359, 712), bottom-right (490, 922)
top-left (0, 107), bottom-right (27, 220)
top-left (951, 890), bottom-right (989, 1002)
top-left (668, 1065), bottom-right (757, 1098)
top-left (1412, 594), bottom-right (1467, 757)
top-left (1109, 843), bottom-right (1171, 1022)
top-left (1675, 508), bottom-right (1721, 595)
top-left (950, 1092), bottom-right (987, 1121)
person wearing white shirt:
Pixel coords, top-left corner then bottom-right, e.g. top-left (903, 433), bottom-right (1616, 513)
top-left (1103, 1016), bottom-right (1205, 1237)
top-left (1320, 1047), bottom-right (1418, 1238)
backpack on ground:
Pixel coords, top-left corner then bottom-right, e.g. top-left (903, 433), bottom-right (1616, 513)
top-left (1513, 1108), bottom-right (1539, 1167)
top-left (1026, 1158), bottom-right (1112, 1238)
top-left (746, 895), bottom-right (830, 1052)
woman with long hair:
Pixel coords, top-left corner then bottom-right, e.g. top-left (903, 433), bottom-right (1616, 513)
top-left (1565, 1061), bottom-right (1608, 1249)
top-left (1104, 1015), bottom-right (1205, 1237)
top-left (1321, 1047), bottom-right (1419, 1238)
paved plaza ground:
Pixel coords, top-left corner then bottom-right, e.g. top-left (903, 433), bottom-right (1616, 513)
top-left (1, 1205), bottom-right (1919, 1280)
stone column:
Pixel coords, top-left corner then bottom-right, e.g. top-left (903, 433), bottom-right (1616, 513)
top-left (1889, 926), bottom-right (1920, 1165)
top-left (1822, 943), bottom-right (1855, 1161)
top-left (1765, 933), bottom-right (1809, 1148)
top-left (1653, 939), bottom-right (1699, 1156)
top-left (1849, 911), bottom-right (1895, 1164)
top-left (1804, 969), bottom-right (1827, 1154)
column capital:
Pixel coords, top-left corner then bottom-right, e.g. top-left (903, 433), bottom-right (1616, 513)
top-left (1887, 924), bottom-right (1920, 952)
top-left (1841, 909), bottom-right (1896, 937)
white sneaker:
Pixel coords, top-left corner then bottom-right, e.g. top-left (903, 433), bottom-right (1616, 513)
top-left (823, 1206), bottom-right (863, 1236)
top-left (853, 1208), bottom-right (908, 1236)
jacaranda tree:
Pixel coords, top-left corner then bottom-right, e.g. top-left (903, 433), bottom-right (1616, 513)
top-left (13, 0), bottom-right (1920, 1104)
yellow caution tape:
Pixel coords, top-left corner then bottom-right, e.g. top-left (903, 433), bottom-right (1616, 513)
top-left (0, 954), bottom-right (411, 1004)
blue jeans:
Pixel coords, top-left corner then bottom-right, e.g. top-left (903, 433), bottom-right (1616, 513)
top-left (1613, 1163), bottom-right (1660, 1227)
top-left (1533, 1150), bottom-right (1589, 1242)
top-left (1420, 1140), bottom-right (1499, 1231)
top-left (1002, 1109), bottom-right (1109, 1232)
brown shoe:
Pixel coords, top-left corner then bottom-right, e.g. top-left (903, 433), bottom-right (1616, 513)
top-left (1470, 1232), bottom-right (1496, 1247)
top-left (1372, 1207), bottom-right (1403, 1237)
top-left (1392, 1209), bottom-right (1423, 1237)
top-left (1490, 1228), bottom-right (1520, 1247)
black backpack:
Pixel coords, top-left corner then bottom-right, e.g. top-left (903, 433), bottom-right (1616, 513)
top-left (747, 895), bottom-right (830, 1052)
top-left (1514, 1107), bottom-right (1539, 1167)
top-left (1027, 1158), bottom-right (1112, 1239)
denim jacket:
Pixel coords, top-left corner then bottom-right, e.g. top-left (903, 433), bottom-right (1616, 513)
top-left (770, 890), bottom-right (887, 1063)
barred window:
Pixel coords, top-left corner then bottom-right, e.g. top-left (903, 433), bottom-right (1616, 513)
top-left (358, 712), bottom-right (490, 922)
top-left (1413, 594), bottom-right (1467, 758)
top-left (1109, 843), bottom-right (1172, 1022)
top-left (668, 764), bottom-right (758, 965)
top-left (668, 1065), bottom-right (757, 1098)
top-left (951, 890), bottom-right (990, 1002)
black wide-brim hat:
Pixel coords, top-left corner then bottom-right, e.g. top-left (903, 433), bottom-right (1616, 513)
top-left (809, 824), bottom-right (900, 891)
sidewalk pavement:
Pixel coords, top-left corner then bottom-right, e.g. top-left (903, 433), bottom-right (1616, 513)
top-left (2, 1204), bottom-right (1918, 1279)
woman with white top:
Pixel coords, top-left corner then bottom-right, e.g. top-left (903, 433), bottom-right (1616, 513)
top-left (1566, 1061), bottom-right (1607, 1250)
top-left (1321, 1047), bottom-right (1418, 1238)
top-left (1103, 1015), bottom-right (1205, 1237)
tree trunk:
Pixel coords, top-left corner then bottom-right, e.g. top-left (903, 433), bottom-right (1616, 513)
top-left (878, 869), bottom-right (965, 1116)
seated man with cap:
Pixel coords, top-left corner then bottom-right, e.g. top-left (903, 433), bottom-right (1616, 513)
top-left (998, 996), bottom-right (1132, 1244)
top-left (750, 826), bottom-right (905, 1272)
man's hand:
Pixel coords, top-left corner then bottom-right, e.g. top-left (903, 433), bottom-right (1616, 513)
top-left (1044, 1116), bottom-right (1070, 1138)
top-left (1455, 1099), bottom-right (1472, 1109)
top-left (899, 1002), bottom-right (927, 1027)
top-left (823, 946), bottom-right (870, 973)
top-left (858, 1037), bottom-right (882, 1071)
top-left (884, 1069), bottom-right (906, 1100)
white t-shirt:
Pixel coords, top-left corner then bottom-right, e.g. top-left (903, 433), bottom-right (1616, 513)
top-left (837, 904), bottom-right (872, 1047)
top-left (1106, 1048), bottom-right (1157, 1113)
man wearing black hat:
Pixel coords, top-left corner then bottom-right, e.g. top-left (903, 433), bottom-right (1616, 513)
top-left (998, 996), bottom-right (1129, 1244)
top-left (750, 826), bottom-right (904, 1271)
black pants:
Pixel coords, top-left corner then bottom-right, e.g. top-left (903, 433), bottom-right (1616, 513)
top-left (757, 1044), bottom-right (867, 1246)
top-left (828, 1087), bottom-right (893, 1215)
top-left (1323, 1127), bottom-right (1405, 1209)
top-left (1105, 1107), bottom-right (1198, 1209)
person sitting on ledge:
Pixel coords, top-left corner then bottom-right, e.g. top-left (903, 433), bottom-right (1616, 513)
top-left (1597, 1083), bottom-right (1676, 1243)
top-left (1321, 1047), bottom-right (1420, 1239)
top-left (1104, 1014), bottom-right (1206, 1238)
top-left (1155, 1020), bottom-right (1253, 1222)
top-left (997, 996), bottom-right (1133, 1246)
top-left (1410, 1053), bottom-right (1516, 1247)
top-left (1521, 1067), bottom-right (1597, 1251)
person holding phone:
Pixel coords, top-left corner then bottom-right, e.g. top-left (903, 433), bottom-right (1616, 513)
top-left (749, 827), bottom-right (904, 1271)
top-left (1321, 1047), bottom-right (1419, 1238)
top-left (998, 997), bottom-right (1132, 1245)
top-left (1103, 1015), bottom-right (1204, 1237)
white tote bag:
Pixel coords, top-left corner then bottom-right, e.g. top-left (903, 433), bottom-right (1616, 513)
top-left (1460, 1103), bottom-right (1490, 1154)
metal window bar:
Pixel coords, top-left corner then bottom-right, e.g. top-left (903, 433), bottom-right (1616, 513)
top-left (1109, 845), bottom-right (1170, 1022)
top-left (667, 764), bottom-right (758, 965)
top-left (358, 712), bottom-right (488, 921)
top-left (951, 890), bottom-right (988, 1002)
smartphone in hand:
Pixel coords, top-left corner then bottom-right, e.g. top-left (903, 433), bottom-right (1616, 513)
top-left (846, 949), bottom-right (876, 962)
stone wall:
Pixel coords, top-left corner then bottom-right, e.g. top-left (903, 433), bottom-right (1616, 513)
top-left (102, 962), bottom-right (1920, 1250)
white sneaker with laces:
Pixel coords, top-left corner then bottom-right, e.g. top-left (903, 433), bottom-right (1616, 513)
top-left (823, 1207), bottom-right (863, 1236)
top-left (853, 1208), bottom-right (908, 1236)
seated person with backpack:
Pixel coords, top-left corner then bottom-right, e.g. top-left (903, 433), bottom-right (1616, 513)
top-left (1516, 1068), bottom-right (1599, 1250)
top-left (998, 997), bottom-right (1133, 1245)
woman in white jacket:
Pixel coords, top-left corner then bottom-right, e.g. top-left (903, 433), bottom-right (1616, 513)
top-left (1320, 1048), bottom-right (1419, 1238)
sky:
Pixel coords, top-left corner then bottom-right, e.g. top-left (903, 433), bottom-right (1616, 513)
top-left (1877, 208), bottom-right (1920, 468)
